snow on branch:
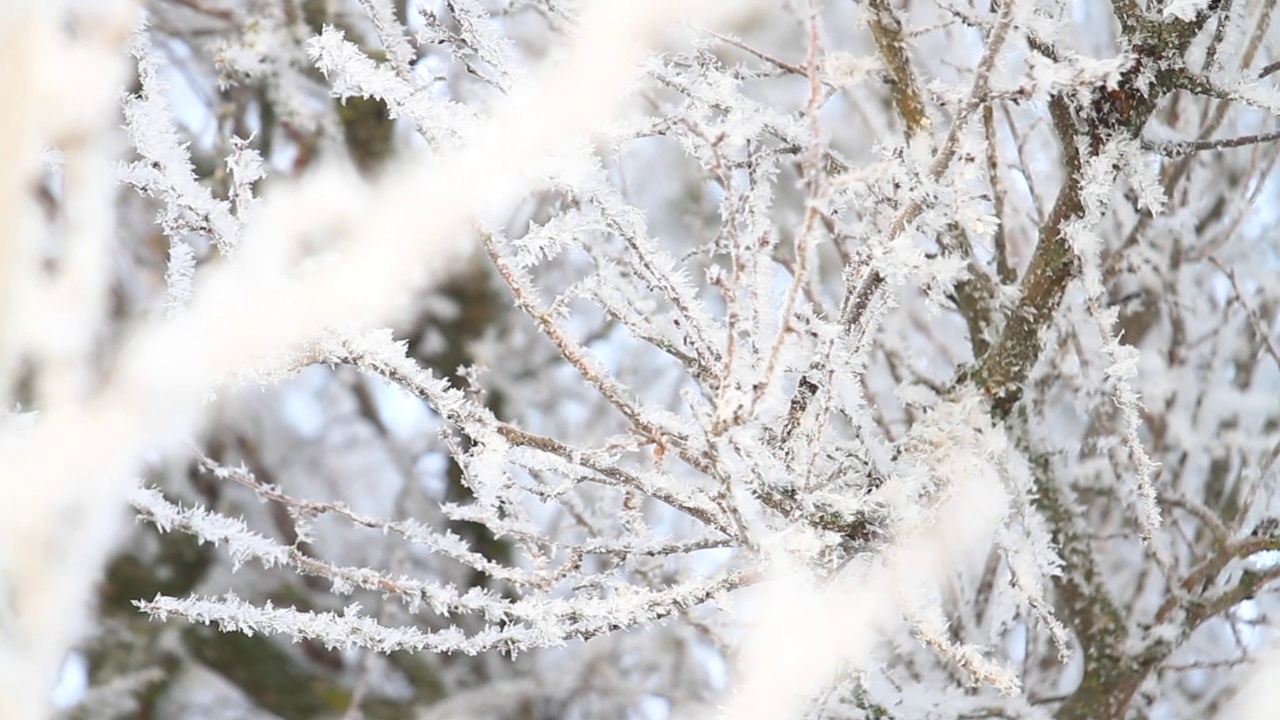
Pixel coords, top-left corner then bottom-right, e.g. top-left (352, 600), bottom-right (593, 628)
top-left (140, 562), bottom-right (753, 656)
top-left (120, 24), bottom-right (244, 256)
top-left (130, 484), bottom-right (289, 571)
top-left (307, 25), bottom-right (479, 148)
top-left (0, 1), bottom-right (725, 716)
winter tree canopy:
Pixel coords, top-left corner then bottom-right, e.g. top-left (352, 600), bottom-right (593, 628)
top-left (2, 0), bottom-right (1280, 719)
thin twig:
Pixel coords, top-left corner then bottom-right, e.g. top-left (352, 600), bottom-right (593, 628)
top-left (1145, 128), bottom-right (1280, 157)
top-left (1209, 256), bottom-right (1280, 373)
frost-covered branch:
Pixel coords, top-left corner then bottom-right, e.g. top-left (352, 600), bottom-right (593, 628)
top-left (8, 0), bottom-right (1280, 717)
